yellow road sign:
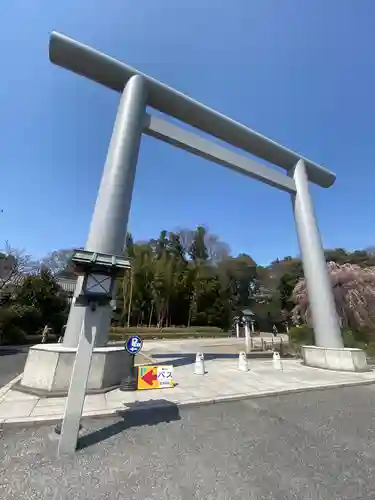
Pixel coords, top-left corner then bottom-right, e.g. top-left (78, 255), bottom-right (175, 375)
top-left (137, 365), bottom-right (174, 390)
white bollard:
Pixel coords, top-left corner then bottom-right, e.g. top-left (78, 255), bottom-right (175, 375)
top-left (235, 322), bottom-right (240, 339)
top-left (194, 352), bottom-right (205, 375)
top-left (245, 323), bottom-right (251, 353)
top-left (272, 351), bottom-right (282, 370)
top-left (238, 351), bottom-right (249, 372)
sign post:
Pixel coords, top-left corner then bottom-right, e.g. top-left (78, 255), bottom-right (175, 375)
top-left (120, 335), bottom-right (143, 391)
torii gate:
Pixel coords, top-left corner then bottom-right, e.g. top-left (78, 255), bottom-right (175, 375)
top-left (49, 31), bottom-right (343, 353)
top-left (18, 33), bottom-right (367, 456)
top-left (28, 29), bottom-right (368, 385)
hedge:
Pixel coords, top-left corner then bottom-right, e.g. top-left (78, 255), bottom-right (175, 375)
top-left (111, 326), bottom-right (224, 334)
top-left (287, 324), bottom-right (375, 357)
top-left (0, 327), bottom-right (230, 345)
top-left (109, 326), bottom-right (229, 340)
top-left (0, 333), bottom-right (59, 347)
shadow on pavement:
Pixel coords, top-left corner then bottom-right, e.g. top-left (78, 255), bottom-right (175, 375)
top-left (77, 400), bottom-right (180, 450)
top-left (0, 347), bottom-right (26, 356)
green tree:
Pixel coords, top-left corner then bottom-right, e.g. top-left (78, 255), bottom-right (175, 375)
top-left (0, 267), bottom-right (69, 344)
top-left (125, 232), bottom-right (135, 258)
top-left (278, 260), bottom-right (303, 312)
top-left (15, 267), bottom-right (69, 333)
top-left (110, 227), bottom-right (375, 334)
top-left (189, 226), bottom-right (209, 262)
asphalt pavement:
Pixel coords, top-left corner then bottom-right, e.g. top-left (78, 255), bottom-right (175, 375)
top-left (0, 347), bottom-right (28, 387)
top-left (2, 385), bottom-right (375, 499)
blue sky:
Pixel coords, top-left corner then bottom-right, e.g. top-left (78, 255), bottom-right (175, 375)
top-left (1, 0), bottom-right (374, 266)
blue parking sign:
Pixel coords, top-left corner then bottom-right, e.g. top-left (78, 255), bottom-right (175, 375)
top-left (125, 335), bottom-right (143, 354)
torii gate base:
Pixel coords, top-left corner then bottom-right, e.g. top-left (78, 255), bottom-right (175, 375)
top-left (19, 343), bottom-right (134, 396)
top-left (301, 345), bottom-right (368, 372)
top-left (20, 32), bottom-right (369, 396)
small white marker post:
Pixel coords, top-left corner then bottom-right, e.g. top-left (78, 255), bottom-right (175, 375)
top-left (272, 351), bottom-right (283, 371)
top-left (235, 321), bottom-right (240, 339)
top-left (238, 352), bottom-right (249, 372)
top-left (194, 352), bottom-right (205, 375)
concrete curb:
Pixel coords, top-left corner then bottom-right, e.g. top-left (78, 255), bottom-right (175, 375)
top-left (0, 374), bottom-right (23, 403)
top-left (138, 352), bottom-right (155, 364)
top-left (1, 377), bottom-right (375, 429)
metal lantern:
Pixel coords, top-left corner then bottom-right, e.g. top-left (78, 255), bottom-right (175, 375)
top-left (71, 249), bottom-right (131, 308)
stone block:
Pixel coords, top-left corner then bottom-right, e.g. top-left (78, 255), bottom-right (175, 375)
top-left (20, 343), bottom-right (133, 395)
top-left (301, 345), bottom-right (369, 372)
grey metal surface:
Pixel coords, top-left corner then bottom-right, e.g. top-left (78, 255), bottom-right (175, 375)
top-left (2, 386), bottom-right (375, 499)
top-left (144, 114), bottom-right (296, 193)
top-left (49, 31), bottom-right (335, 188)
top-left (58, 309), bottom-right (97, 455)
top-left (291, 160), bottom-right (343, 348)
top-left (85, 75), bottom-right (147, 254)
top-left (63, 75), bottom-right (147, 347)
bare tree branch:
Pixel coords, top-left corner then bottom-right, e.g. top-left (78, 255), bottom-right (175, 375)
top-left (0, 241), bottom-right (36, 292)
top-left (175, 228), bottom-right (195, 258)
top-left (41, 249), bottom-right (75, 277)
top-left (205, 233), bottom-right (230, 264)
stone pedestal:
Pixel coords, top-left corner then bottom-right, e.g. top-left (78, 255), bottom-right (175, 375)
top-left (19, 344), bottom-right (133, 396)
top-left (301, 345), bottom-right (369, 372)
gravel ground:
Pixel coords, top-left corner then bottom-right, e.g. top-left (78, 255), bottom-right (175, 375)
top-left (2, 385), bottom-right (375, 499)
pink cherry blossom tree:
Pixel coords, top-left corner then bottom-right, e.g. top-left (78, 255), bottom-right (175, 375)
top-left (292, 262), bottom-right (375, 331)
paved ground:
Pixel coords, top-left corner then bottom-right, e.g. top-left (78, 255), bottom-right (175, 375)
top-left (0, 346), bottom-right (29, 387)
top-left (0, 337), bottom-right (284, 391)
top-left (140, 336), bottom-right (288, 356)
top-left (2, 386), bottom-right (375, 499)
top-left (1, 357), bottom-right (375, 425)
top-left (0, 339), bottom-right (238, 394)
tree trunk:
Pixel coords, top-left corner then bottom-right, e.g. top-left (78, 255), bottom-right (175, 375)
top-left (188, 288), bottom-right (197, 327)
top-left (187, 301), bottom-right (192, 327)
top-left (157, 309), bottom-right (162, 328)
top-left (127, 270), bottom-right (133, 328)
top-left (122, 275), bottom-right (128, 327)
top-left (165, 301), bottom-right (170, 327)
top-left (148, 302), bottom-right (154, 327)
